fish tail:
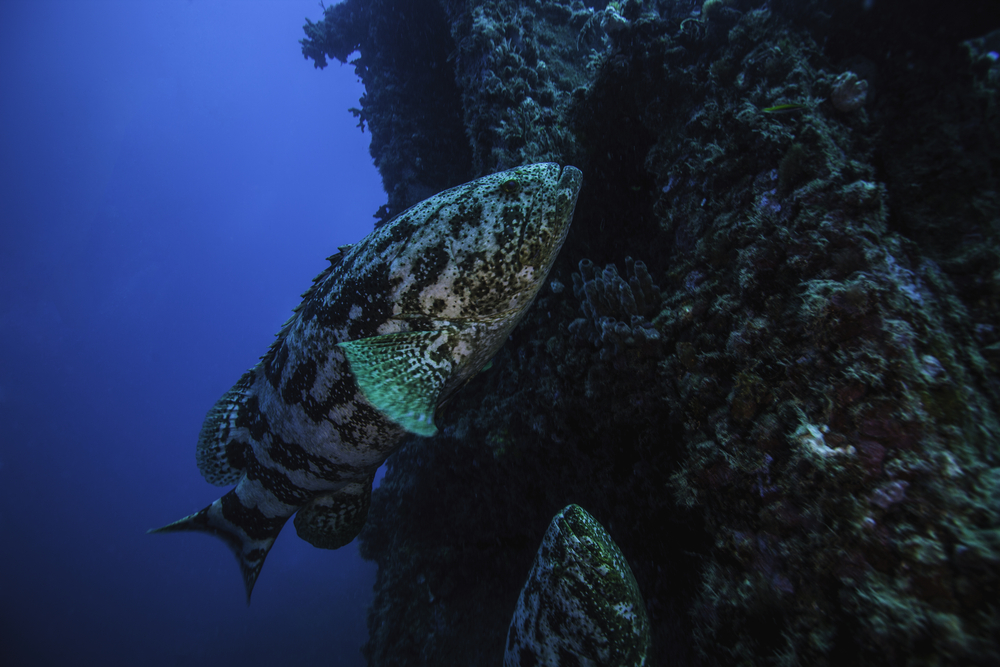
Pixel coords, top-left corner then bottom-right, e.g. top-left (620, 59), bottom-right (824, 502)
top-left (149, 489), bottom-right (288, 603)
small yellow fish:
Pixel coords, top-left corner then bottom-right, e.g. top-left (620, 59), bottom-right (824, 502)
top-left (762, 103), bottom-right (808, 114)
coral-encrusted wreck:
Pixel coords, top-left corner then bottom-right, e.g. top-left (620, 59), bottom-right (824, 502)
top-left (302, 0), bottom-right (1000, 664)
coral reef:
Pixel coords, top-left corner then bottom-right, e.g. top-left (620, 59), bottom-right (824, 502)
top-left (302, 0), bottom-right (472, 222)
top-left (568, 257), bottom-right (662, 357)
top-left (829, 71), bottom-right (867, 112)
top-left (303, 1), bottom-right (1000, 665)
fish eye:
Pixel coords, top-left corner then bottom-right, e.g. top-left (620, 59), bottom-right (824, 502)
top-left (500, 179), bottom-right (521, 195)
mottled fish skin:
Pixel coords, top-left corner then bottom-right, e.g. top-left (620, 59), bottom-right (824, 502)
top-left (505, 505), bottom-right (650, 667)
top-left (151, 163), bottom-right (582, 602)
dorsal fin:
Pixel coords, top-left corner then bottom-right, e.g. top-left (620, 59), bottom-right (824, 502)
top-left (260, 246), bottom-right (354, 367)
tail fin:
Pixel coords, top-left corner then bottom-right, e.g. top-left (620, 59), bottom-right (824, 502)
top-left (149, 489), bottom-right (288, 603)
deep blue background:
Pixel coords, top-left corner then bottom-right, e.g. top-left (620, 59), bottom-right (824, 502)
top-left (0, 2), bottom-right (385, 665)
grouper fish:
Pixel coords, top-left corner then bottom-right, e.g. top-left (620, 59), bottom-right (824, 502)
top-left (505, 505), bottom-right (650, 667)
top-left (152, 163), bottom-right (583, 601)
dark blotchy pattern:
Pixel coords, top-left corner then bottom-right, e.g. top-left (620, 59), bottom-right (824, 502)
top-left (156, 163), bottom-right (580, 601)
top-left (504, 505), bottom-right (649, 667)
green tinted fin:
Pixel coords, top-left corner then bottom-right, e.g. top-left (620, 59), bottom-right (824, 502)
top-left (337, 329), bottom-right (456, 436)
top-left (293, 477), bottom-right (375, 549)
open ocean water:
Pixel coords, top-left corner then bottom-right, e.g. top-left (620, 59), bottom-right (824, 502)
top-left (0, 2), bottom-right (385, 665)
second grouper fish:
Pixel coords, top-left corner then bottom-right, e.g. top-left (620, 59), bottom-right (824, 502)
top-left (152, 163), bottom-right (583, 601)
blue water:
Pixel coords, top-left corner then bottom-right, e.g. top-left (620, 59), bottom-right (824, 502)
top-left (0, 2), bottom-right (384, 665)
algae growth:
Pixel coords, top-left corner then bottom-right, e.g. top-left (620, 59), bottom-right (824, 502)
top-left (302, 0), bottom-right (1000, 664)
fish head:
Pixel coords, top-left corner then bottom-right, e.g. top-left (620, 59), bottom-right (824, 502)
top-left (332, 163), bottom-right (582, 437)
top-left (387, 163), bottom-right (582, 322)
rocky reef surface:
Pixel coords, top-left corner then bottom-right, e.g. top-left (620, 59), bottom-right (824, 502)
top-left (302, 1), bottom-right (1000, 664)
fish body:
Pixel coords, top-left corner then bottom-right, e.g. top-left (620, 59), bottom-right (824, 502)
top-left (152, 163), bottom-right (582, 601)
top-left (505, 504), bottom-right (650, 667)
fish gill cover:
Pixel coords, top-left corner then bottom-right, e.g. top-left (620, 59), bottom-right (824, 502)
top-left (302, 0), bottom-right (1000, 665)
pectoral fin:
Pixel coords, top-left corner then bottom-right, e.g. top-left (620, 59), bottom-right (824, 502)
top-left (337, 329), bottom-right (456, 436)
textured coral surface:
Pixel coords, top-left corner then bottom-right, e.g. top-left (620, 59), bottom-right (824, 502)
top-left (302, 1), bottom-right (1000, 665)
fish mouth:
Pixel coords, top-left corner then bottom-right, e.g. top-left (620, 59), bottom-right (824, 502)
top-left (558, 164), bottom-right (583, 196)
top-left (517, 163), bottom-right (580, 255)
top-left (550, 164), bottom-right (582, 242)
top-left (514, 163), bottom-right (581, 283)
